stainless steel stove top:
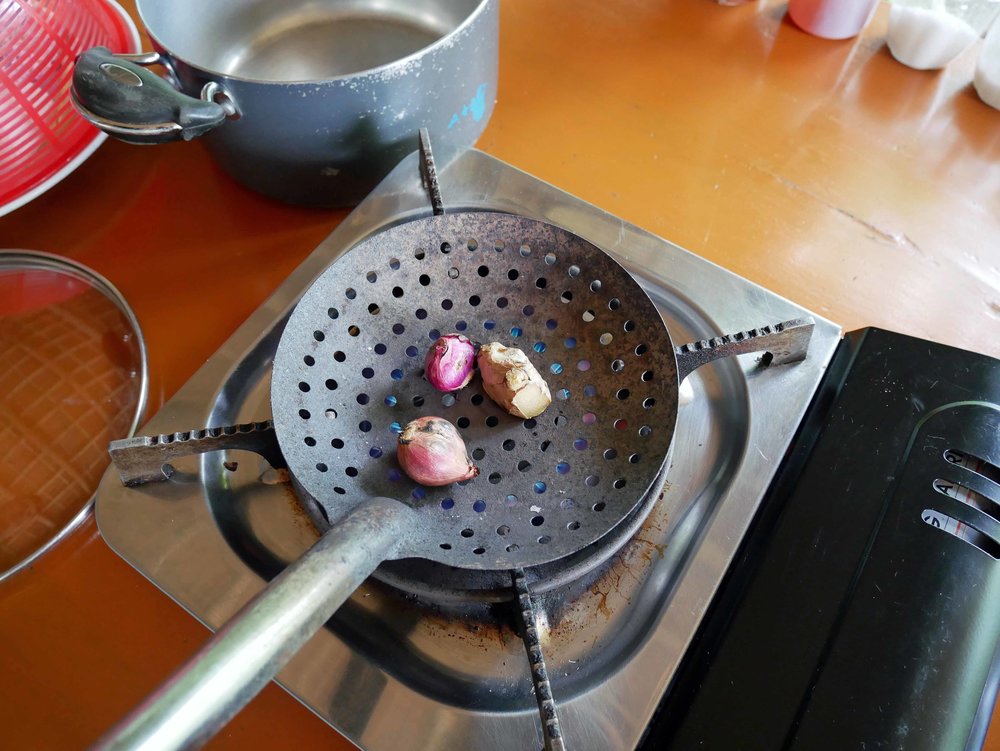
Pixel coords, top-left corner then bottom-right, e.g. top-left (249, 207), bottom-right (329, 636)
top-left (95, 146), bottom-right (842, 750)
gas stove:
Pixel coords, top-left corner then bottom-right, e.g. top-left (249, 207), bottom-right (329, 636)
top-left (95, 146), bottom-right (999, 750)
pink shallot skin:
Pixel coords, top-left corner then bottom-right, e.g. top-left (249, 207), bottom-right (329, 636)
top-left (397, 416), bottom-right (479, 487)
top-left (424, 334), bottom-right (476, 392)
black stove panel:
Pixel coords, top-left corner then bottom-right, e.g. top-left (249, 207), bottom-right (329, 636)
top-left (647, 328), bottom-right (1000, 750)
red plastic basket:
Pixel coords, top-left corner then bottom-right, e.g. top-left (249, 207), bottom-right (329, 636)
top-left (0, 0), bottom-right (139, 217)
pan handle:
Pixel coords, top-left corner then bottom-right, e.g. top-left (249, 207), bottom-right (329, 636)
top-left (92, 496), bottom-right (412, 751)
top-left (71, 47), bottom-right (237, 145)
top-left (674, 317), bottom-right (815, 383)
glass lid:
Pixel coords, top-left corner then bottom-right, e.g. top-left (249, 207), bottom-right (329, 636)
top-left (0, 250), bottom-right (147, 581)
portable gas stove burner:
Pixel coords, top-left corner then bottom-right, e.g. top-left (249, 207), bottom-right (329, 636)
top-left (95, 142), bottom-right (843, 750)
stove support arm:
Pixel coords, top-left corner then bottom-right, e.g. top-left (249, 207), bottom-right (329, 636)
top-left (513, 569), bottom-right (567, 751)
top-left (674, 317), bottom-right (815, 384)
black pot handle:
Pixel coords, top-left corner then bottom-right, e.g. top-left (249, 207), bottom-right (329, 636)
top-left (71, 46), bottom-right (238, 145)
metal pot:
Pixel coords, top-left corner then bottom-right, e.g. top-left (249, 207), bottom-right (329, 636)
top-left (71, 0), bottom-right (497, 206)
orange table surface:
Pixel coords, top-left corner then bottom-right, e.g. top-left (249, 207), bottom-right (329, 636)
top-left (1, 1), bottom-right (998, 749)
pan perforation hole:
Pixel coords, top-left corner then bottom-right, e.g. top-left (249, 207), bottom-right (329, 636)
top-left (497, 525), bottom-right (510, 536)
top-left (556, 462), bottom-right (570, 474)
top-left (359, 420), bottom-right (371, 432)
top-left (531, 515), bottom-right (545, 526)
top-left (492, 239), bottom-right (503, 252)
top-left (298, 409), bottom-right (310, 420)
top-left (614, 478), bottom-right (627, 489)
top-left (484, 319), bottom-right (496, 331)
top-left (585, 385), bottom-right (597, 397)
top-left (502, 439), bottom-right (516, 451)
top-left (536, 277), bottom-right (547, 289)
top-left (331, 438), bottom-right (344, 449)
top-left (440, 242), bottom-right (452, 254)
top-left (593, 501), bottom-right (606, 511)
top-left (440, 543), bottom-right (452, 550)
top-left (472, 447), bottom-right (486, 460)
top-left (533, 341), bottom-right (546, 353)
top-left (327, 308), bottom-right (339, 320)
top-left (567, 521), bottom-right (580, 530)
top-left (586, 475), bottom-right (600, 487)
top-left (469, 294), bottom-right (481, 306)
top-left (334, 351), bottom-right (346, 362)
top-left (414, 248), bottom-right (425, 260)
top-left (473, 500), bottom-right (486, 513)
top-left (457, 417), bottom-right (471, 429)
top-left (583, 310), bottom-right (596, 323)
top-left (316, 463), bottom-right (328, 472)
top-left (298, 381), bottom-right (310, 392)
top-left (508, 269), bottom-right (519, 281)
top-left (303, 355), bottom-right (315, 366)
top-left (443, 299), bottom-right (454, 310)
top-left (415, 308), bottom-right (427, 320)
top-left (519, 244), bottom-right (531, 257)
top-left (356, 394), bottom-right (369, 405)
top-left (518, 460), bottom-right (532, 472)
top-left (461, 528), bottom-right (474, 538)
top-left (488, 472), bottom-right (502, 484)
top-left (511, 326), bottom-right (522, 338)
top-left (304, 436), bottom-right (316, 446)
top-left (600, 333), bottom-right (613, 345)
top-left (348, 326), bottom-right (360, 337)
top-left (561, 291), bottom-right (573, 303)
top-left (473, 547), bottom-right (486, 555)
top-left (506, 543), bottom-right (519, 552)
top-left (418, 274), bottom-right (430, 286)
top-left (467, 238), bottom-right (479, 251)
top-left (366, 271), bottom-right (377, 283)
top-left (384, 395), bottom-right (397, 407)
top-left (313, 330), bottom-right (325, 342)
top-left (448, 267), bottom-right (459, 279)
top-left (389, 257), bottom-right (400, 270)
top-left (367, 304), bottom-right (380, 315)
top-left (568, 265), bottom-right (581, 277)
top-left (496, 297), bottom-right (508, 309)
top-left (590, 280), bottom-right (602, 292)
top-left (345, 288), bottom-right (356, 300)
top-left (624, 320), bottom-right (636, 332)
top-left (538, 536), bottom-right (551, 545)
top-left (609, 297), bottom-right (621, 310)
top-left (635, 343), bottom-right (648, 356)
top-left (477, 265), bottom-right (489, 277)
top-left (441, 498), bottom-right (455, 510)
top-left (392, 286), bottom-right (404, 298)
top-left (612, 359), bottom-right (625, 372)
top-left (546, 319), bottom-right (558, 330)
top-left (345, 467), bottom-right (359, 478)
top-left (573, 438), bottom-right (589, 450)
top-left (369, 447), bottom-right (383, 458)
top-left (533, 481), bottom-right (547, 494)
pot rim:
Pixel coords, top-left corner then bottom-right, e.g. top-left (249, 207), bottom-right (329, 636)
top-left (134, 0), bottom-right (494, 86)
